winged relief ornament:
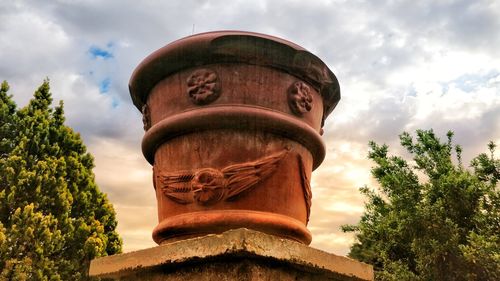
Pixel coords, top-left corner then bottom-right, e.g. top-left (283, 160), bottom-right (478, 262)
top-left (156, 150), bottom-right (288, 205)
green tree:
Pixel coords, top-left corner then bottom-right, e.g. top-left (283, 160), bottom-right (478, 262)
top-left (342, 129), bottom-right (500, 281)
top-left (0, 80), bottom-right (122, 280)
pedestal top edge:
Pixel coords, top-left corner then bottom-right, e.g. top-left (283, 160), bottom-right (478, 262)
top-left (89, 228), bottom-right (373, 280)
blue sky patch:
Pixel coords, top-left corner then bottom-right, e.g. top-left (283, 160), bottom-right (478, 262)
top-left (89, 46), bottom-right (113, 59)
top-left (449, 70), bottom-right (500, 93)
top-left (112, 97), bottom-right (120, 108)
top-left (99, 78), bottom-right (111, 93)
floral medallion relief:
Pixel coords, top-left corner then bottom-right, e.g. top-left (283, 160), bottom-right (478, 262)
top-left (186, 68), bottom-right (221, 105)
top-left (288, 81), bottom-right (313, 116)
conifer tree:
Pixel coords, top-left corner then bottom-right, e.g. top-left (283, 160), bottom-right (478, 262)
top-left (0, 80), bottom-right (122, 280)
top-left (343, 130), bottom-right (500, 281)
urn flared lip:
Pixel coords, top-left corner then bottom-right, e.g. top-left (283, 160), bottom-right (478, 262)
top-left (129, 30), bottom-right (341, 126)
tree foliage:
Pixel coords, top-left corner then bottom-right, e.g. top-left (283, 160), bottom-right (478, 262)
top-left (343, 129), bottom-right (500, 281)
top-left (0, 80), bottom-right (122, 280)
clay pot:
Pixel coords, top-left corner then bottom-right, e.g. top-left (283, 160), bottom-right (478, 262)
top-left (129, 31), bottom-right (340, 245)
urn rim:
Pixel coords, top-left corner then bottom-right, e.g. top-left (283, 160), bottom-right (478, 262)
top-left (129, 30), bottom-right (341, 127)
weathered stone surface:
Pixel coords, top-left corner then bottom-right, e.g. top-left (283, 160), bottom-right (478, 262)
top-left (89, 228), bottom-right (373, 281)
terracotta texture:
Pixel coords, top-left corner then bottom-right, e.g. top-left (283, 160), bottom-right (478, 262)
top-left (129, 31), bottom-right (340, 245)
top-left (89, 228), bottom-right (373, 281)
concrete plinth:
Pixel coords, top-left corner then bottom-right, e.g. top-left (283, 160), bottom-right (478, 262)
top-left (89, 229), bottom-right (373, 280)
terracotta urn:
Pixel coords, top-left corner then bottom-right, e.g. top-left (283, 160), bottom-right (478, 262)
top-left (129, 31), bottom-right (340, 245)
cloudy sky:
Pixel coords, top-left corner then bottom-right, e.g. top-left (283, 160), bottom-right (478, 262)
top-left (1, 0), bottom-right (499, 255)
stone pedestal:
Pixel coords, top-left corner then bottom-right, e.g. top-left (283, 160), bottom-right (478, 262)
top-left (89, 229), bottom-right (373, 280)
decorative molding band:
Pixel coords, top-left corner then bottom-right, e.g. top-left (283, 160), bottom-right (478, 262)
top-left (152, 210), bottom-right (312, 245)
top-left (142, 105), bottom-right (325, 169)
